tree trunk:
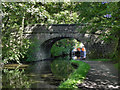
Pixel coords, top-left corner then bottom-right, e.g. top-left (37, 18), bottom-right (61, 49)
top-left (21, 13), bottom-right (25, 46)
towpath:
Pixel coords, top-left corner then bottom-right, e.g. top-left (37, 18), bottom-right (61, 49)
top-left (77, 61), bottom-right (120, 90)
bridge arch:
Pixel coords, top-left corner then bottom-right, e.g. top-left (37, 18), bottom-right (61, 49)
top-left (34, 34), bottom-right (88, 60)
top-left (24, 24), bottom-right (115, 60)
top-left (25, 24), bottom-right (91, 60)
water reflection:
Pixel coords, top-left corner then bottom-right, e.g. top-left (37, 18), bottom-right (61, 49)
top-left (2, 56), bottom-right (74, 88)
top-left (51, 58), bottom-right (74, 80)
top-left (26, 60), bottom-right (60, 88)
top-left (2, 69), bottom-right (32, 88)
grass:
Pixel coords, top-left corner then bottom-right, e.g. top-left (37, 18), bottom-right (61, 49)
top-left (88, 59), bottom-right (112, 61)
top-left (58, 60), bottom-right (90, 88)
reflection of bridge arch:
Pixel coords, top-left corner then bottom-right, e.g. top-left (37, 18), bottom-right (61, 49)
top-left (24, 24), bottom-right (114, 60)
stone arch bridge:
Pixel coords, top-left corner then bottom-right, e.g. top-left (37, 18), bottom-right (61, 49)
top-left (24, 24), bottom-right (114, 60)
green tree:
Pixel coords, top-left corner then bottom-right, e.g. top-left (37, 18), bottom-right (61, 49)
top-left (2, 2), bottom-right (79, 63)
top-left (2, 2), bottom-right (119, 63)
top-left (51, 39), bottom-right (75, 57)
top-left (76, 2), bottom-right (120, 62)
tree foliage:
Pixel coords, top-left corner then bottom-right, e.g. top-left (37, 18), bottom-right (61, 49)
top-left (76, 2), bottom-right (120, 61)
top-left (2, 2), bottom-right (120, 63)
top-left (2, 2), bottom-right (79, 63)
top-left (51, 39), bottom-right (75, 57)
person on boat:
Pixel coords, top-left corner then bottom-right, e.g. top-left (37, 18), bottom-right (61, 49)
top-left (80, 47), bottom-right (86, 60)
top-left (75, 48), bottom-right (81, 59)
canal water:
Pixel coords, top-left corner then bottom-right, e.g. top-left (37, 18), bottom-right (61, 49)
top-left (2, 56), bottom-right (74, 89)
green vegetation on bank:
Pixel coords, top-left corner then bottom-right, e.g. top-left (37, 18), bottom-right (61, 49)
top-left (59, 60), bottom-right (90, 88)
top-left (88, 59), bottom-right (112, 61)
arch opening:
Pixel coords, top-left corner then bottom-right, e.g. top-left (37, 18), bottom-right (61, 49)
top-left (41, 37), bottom-right (87, 60)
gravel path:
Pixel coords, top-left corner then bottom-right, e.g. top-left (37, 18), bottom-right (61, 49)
top-left (77, 61), bottom-right (120, 90)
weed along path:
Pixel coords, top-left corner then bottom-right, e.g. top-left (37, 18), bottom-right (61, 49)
top-left (77, 60), bottom-right (120, 90)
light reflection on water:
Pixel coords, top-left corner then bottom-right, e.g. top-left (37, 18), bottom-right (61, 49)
top-left (2, 56), bottom-right (74, 88)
